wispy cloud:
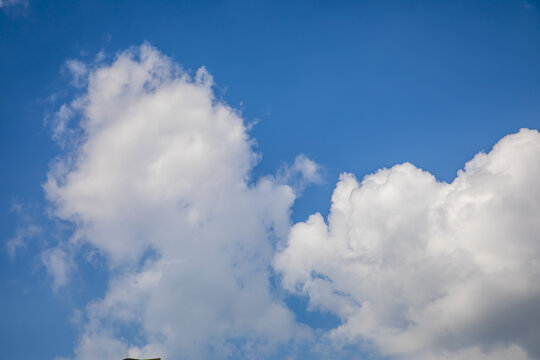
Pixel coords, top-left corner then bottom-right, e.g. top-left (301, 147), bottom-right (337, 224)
top-left (276, 154), bottom-right (324, 192)
top-left (64, 59), bottom-right (89, 88)
top-left (0, 0), bottom-right (27, 11)
top-left (5, 203), bottom-right (41, 259)
top-left (42, 246), bottom-right (74, 291)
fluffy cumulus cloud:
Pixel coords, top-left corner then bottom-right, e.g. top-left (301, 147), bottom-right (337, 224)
top-left (276, 129), bottom-right (540, 359)
top-left (45, 44), bottom-right (314, 360)
top-left (45, 42), bottom-right (540, 360)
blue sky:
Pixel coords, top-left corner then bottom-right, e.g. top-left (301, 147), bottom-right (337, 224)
top-left (1, 1), bottom-right (540, 359)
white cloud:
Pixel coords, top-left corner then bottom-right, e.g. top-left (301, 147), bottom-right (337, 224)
top-left (6, 223), bottom-right (40, 258)
top-left (50, 103), bottom-right (75, 144)
top-left (45, 44), bottom-right (314, 359)
top-left (42, 246), bottom-right (74, 291)
top-left (44, 42), bottom-right (540, 360)
top-left (276, 154), bottom-right (324, 192)
top-left (65, 59), bottom-right (89, 88)
top-left (276, 129), bottom-right (540, 359)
